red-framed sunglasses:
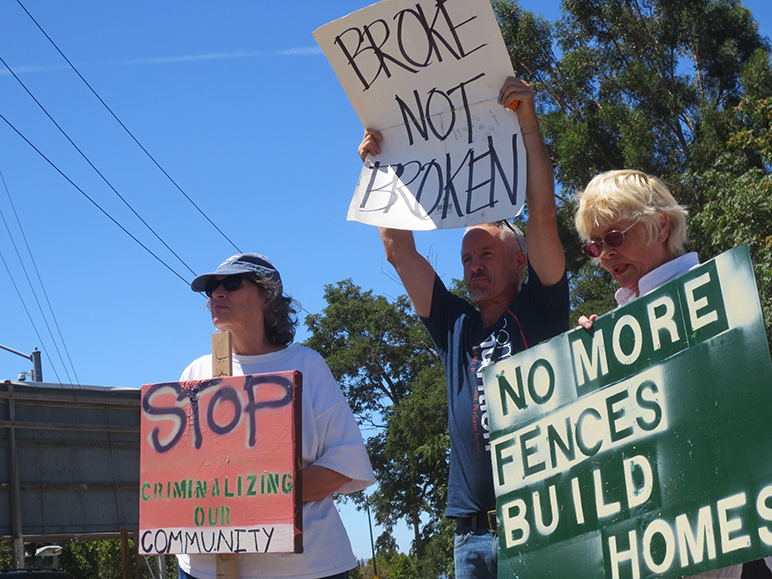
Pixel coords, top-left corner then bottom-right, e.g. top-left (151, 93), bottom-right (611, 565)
top-left (583, 222), bottom-right (638, 258)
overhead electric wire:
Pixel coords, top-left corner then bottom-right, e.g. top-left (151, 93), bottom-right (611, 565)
top-left (0, 111), bottom-right (191, 286)
top-left (16, 0), bottom-right (242, 254)
top-left (0, 195), bottom-right (74, 384)
top-left (0, 168), bottom-right (80, 384)
top-left (0, 249), bottom-right (64, 385)
top-left (0, 55), bottom-right (198, 280)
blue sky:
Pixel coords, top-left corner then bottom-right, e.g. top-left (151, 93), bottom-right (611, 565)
top-left (2, 0), bottom-right (770, 560)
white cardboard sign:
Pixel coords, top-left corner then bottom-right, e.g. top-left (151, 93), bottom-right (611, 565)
top-left (314, 0), bottom-right (526, 230)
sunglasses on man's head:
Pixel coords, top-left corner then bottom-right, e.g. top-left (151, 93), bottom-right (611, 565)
top-left (205, 273), bottom-right (253, 297)
top-left (583, 222), bottom-right (638, 258)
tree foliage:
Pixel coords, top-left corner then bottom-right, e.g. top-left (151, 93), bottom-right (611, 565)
top-left (0, 539), bottom-right (177, 579)
top-left (303, 280), bottom-right (450, 564)
top-left (304, 279), bottom-right (440, 425)
top-left (348, 518), bottom-right (455, 579)
top-left (58, 540), bottom-right (132, 579)
top-left (494, 0), bottom-right (772, 336)
top-left (690, 96), bottom-right (772, 335)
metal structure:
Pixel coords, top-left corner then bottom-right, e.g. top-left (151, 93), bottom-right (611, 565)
top-left (0, 345), bottom-right (43, 382)
top-left (0, 380), bottom-right (141, 568)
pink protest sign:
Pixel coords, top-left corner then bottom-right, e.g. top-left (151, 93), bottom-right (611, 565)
top-left (139, 371), bottom-right (302, 555)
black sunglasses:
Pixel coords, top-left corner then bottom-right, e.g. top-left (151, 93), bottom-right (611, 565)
top-left (583, 222), bottom-right (638, 258)
top-left (205, 273), bottom-right (255, 297)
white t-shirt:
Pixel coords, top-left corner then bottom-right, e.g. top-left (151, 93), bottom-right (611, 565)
top-left (177, 343), bottom-right (375, 579)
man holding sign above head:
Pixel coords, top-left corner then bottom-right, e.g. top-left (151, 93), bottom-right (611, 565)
top-left (316, 0), bottom-right (568, 575)
top-left (358, 78), bottom-right (569, 579)
top-left (177, 253), bottom-right (374, 579)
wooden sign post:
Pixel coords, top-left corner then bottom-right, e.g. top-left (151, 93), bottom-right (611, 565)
top-left (212, 332), bottom-right (238, 579)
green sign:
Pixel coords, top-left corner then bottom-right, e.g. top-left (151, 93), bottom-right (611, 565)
top-left (483, 245), bottom-right (772, 579)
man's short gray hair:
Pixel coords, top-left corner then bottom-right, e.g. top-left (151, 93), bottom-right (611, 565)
top-left (493, 220), bottom-right (527, 257)
top-left (464, 220), bottom-right (527, 256)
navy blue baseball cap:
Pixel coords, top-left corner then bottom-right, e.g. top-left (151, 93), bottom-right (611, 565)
top-left (190, 253), bottom-right (281, 293)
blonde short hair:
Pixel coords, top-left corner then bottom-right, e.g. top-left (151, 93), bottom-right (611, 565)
top-left (574, 170), bottom-right (688, 259)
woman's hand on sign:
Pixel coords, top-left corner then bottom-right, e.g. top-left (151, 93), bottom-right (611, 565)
top-left (498, 77), bottom-right (538, 128)
top-left (578, 314), bottom-right (599, 330)
top-left (358, 129), bottom-right (383, 162)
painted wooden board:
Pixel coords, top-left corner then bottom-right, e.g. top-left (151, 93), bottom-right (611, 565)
top-left (139, 371), bottom-right (303, 556)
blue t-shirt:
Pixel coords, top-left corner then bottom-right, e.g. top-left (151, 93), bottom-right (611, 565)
top-left (421, 267), bottom-right (569, 517)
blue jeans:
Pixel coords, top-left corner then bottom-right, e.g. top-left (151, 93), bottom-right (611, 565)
top-left (177, 565), bottom-right (349, 579)
top-left (454, 520), bottom-right (498, 579)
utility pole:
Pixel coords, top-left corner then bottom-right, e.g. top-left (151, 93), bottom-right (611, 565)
top-left (366, 498), bottom-right (378, 579)
top-left (1, 343), bottom-right (43, 568)
top-left (0, 343), bottom-right (43, 382)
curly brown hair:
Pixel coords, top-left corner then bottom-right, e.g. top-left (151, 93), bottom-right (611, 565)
top-left (245, 272), bottom-right (300, 346)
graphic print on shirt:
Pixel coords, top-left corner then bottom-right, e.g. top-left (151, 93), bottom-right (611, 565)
top-left (471, 318), bottom-right (513, 453)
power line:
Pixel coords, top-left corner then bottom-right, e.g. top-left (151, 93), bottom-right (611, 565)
top-left (0, 111), bottom-right (191, 286)
top-left (15, 0), bottom-right (242, 254)
top-left (0, 54), bottom-right (198, 279)
top-left (0, 193), bottom-right (73, 384)
top-left (0, 250), bottom-right (64, 385)
top-left (0, 168), bottom-right (80, 384)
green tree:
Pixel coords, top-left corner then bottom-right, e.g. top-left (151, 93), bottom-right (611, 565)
top-left (58, 540), bottom-right (126, 579)
top-left (0, 541), bottom-right (11, 569)
top-left (494, 0), bottom-right (772, 332)
top-left (303, 280), bottom-right (450, 564)
top-left (347, 519), bottom-right (454, 579)
top-left (690, 95), bottom-right (772, 338)
top-left (0, 538), bottom-right (173, 579)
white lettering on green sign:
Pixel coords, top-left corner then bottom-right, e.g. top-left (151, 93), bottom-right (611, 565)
top-left (492, 368), bottom-right (666, 492)
top-left (569, 262), bottom-right (727, 394)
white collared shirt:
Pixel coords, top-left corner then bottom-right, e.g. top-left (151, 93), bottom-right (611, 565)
top-left (615, 252), bottom-right (700, 306)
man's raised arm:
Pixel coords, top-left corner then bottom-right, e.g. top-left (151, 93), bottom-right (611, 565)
top-left (498, 78), bottom-right (565, 287)
top-left (359, 129), bottom-right (436, 318)
top-left (378, 226), bottom-right (436, 318)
